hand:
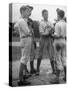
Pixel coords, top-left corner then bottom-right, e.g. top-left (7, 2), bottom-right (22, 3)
top-left (44, 25), bottom-right (52, 32)
top-left (41, 32), bottom-right (49, 35)
top-left (49, 28), bottom-right (55, 34)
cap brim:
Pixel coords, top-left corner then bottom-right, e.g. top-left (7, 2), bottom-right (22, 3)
top-left (26, 5), bottom-right (33, 10)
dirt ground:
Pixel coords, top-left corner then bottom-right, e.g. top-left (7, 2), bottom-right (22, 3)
top-left (10, 41), bottom-right (66, 86)
top-left (11, 59), bottom-right (65, 86)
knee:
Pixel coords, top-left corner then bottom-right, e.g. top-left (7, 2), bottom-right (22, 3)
top-left (20, 56), bottom-right (28, 65)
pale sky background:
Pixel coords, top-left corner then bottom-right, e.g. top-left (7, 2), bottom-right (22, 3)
top-left (12, 3), bottom-right (67, 23)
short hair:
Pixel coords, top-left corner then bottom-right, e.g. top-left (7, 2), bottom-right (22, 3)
top-left (57, 10), bottom-right (65, 19)
top-left (56, 8), bottom-right (60, 12)
top-left (26, 5), bottom-right (33, 10)
top-left (64, 17), bottom-right (67, 22)
top-left (20, 5), bottom-right (33, 14)
top-left (42, 9), bottom-right (48, 15)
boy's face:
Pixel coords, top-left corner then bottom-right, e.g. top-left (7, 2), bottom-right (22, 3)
top-left (42, 11), bottom-right (48, 21)
top-left (57, 14), bottom-right (60, 21)
top-left (21, 8), bottom-right (32, 18)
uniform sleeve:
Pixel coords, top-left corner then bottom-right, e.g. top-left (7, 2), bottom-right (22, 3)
top-left (19, 20), bottom-right (30, 35)
top-left (54, 23), bottom-right (61, 36)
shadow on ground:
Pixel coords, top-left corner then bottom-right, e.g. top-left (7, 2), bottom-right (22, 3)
top-left (11, 59), bottom-right (65, 87)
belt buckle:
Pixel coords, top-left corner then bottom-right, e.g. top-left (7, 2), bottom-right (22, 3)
top-left (36, 42), bottom-right (39, 47)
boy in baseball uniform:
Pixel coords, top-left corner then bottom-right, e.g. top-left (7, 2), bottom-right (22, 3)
top-left (36, 9), bottom-right (55, 75)
top-left (14, 5), bottom-right (33, 85)
top-left (51, 10), bottom-right (66, 83)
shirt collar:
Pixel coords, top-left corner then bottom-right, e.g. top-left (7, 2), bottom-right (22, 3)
top-left (59, 19), bottom-right (65, 22)
top-left (23, 18), bottom-right (28, 22)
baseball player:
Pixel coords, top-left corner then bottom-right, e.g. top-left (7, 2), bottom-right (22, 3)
top-left (14, 5), bottom-right (33, 85)
top-left (51, 10), bottom-right (66, 83)
top-left (36, 9), bottom-right (55, 75)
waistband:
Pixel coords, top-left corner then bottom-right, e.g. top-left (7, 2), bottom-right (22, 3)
top-left (41, 35), bottom-right (50, 38)
top-left (54, 36), bottom-right (66, 40)
top-left (21, 35), bottom-right (31, 39)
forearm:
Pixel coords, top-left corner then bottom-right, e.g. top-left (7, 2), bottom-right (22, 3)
top-left (23, 31), bottom-right (32, 37)
top-left (52, 33), bottom-right (62, 39)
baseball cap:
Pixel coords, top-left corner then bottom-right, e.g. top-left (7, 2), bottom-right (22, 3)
top-left (26, 5), bottom-right (33, 10)
top-left (20, 5), bottom-right (33, 14)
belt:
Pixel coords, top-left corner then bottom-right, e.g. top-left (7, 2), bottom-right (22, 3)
top-left (54, 36), bottom-right (66, 40)
top-left (41, 35), bottom-right (49, 38)
top-left (21, 35), bottom-right (31, 39)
